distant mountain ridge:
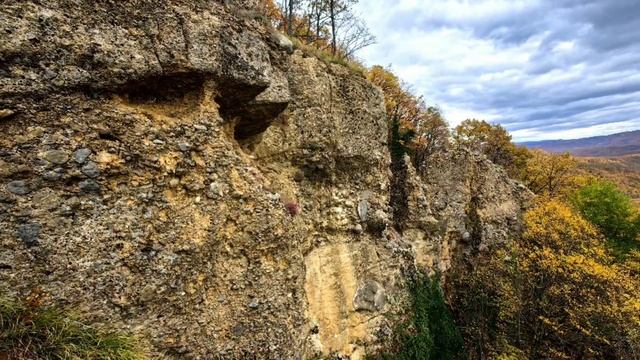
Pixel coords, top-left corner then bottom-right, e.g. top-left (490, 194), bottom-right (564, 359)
top-left (520, 130), bottom-right (640, 157)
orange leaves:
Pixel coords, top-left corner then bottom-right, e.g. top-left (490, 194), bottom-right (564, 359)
top-left (367, 65), bottom-right (449, 166)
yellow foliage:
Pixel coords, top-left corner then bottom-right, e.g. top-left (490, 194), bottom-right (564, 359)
top-left (523, 199), bottom-right (600, 251)
top-left (451, 198), bottom-right (640, 359)
top-left (453, 119), bottom-right (515, 167)
top-left (517, 149), bottom-right (578, 197)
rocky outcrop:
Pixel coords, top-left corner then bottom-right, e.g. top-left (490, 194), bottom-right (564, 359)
top-left (403, 150), bottom-right (533, 276)
top-left (0, 1), bottom-right (531, 359)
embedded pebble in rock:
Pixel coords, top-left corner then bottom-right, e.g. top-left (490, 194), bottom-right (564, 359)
top-left (17, 223), bottom-right (42, 246)
top-left (43, 171), bottom-right (62, 181)
top-left (6, 180), bottom-right (30, 195)
top-left (353, 280), bottom-right (386, 312)
top-left (81, 162), bottom-right (100, 178)
top-left (79, 179), bottom-right (100, 193)
top-left (178, 143), bottom-right (192, 152)
top-left (357, 200), bottom-right (369, 221)
top-left (43, 150), bottom-right (69, 165)
top-left (248, 299), bottom-right (260, 309)
top-left (73, 148), bottom-right (92, 164)
top-left (0, 109), bottom-right (15, 119)
top-left (6, 180), bottom-right (31, 195)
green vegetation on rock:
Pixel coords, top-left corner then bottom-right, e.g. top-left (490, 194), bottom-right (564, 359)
top-left (0, 291), bottom-right (146, 360)
top-left (570, 179), bottom-right (640, 257)
top-left (374, 275), bottom-right (465, 360)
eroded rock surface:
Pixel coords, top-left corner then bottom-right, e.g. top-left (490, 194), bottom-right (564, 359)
top-left (1, 1), bottom-right (531, 359)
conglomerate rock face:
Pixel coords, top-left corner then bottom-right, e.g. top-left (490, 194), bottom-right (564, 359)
top-left (0, 1), bottom-right (531, 359)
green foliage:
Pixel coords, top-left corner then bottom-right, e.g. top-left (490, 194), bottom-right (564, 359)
top-left (375, 275), bottom-right (465, 360)
top-left (367, 66), bottom-right (450, 169)
top-left (0, 291), bottom-right (146, 360)
top-left (570, 179), bottom-right (640, 257)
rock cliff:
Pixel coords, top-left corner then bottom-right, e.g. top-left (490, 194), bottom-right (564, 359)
top-left (0, 1), bottom-right (531, 359)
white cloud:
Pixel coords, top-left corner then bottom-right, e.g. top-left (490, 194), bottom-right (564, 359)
top-left (355, 0), bottom-right (640, 141)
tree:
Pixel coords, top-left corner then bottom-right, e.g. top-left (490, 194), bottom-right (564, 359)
top-left (335, 14), bottom-right (376, 58)
top-left (450, 199), bottom-right (640, 359)
top-left (570, 179), bottom-right (640, 256)
top-left (367, 66), bottom-right (449, 169)
top-left (269, 0), bottom-right (373, 60)
top-left (453, 119), bottom-right (515, 168)
top-left (517, 149), bottom-right (576, 196)
top-left (409, 106), bottom-right (449, 171)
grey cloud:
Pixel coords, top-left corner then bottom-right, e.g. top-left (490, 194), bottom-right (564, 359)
top-left (356, 0), bottom-right (640, 140)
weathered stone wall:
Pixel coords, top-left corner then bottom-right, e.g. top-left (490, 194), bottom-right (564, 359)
top-left (0, 1), bottom-right (531, 359)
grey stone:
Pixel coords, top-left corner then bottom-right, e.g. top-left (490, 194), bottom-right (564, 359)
top-left (43, 171), bottom-right (62, 181)
top-left (59, 204), bottom-right (73, 215)
top-left (178, 142), bottom-right (192, 152)
top-left (43, 150), bottom-right (69, 165)
top-left (232, 324), bottom-right (245, 336)
top-left (81, 161), bottom-right (100, 178)
top-left (6, 180), bottom-right (30, 195)
top-left (139, 285), bottom-right (156, 303)
top-left (357, 200), bottom-right (369, 221)
top-left (248, 299), bottom-right (259, 309)
top-left (353, 280), bottom-right (386, 312)
top-left (79, 179), bottom-right (100, 193)
top-left (270, 31), bottom-right (294, 54)
top-left (73, 148), bottom-right (92, 164)
top-left (17, 223), bottom-right (41, 246)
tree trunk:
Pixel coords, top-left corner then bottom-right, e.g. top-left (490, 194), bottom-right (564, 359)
top-left (330, 0), bottom-right (336, 55)
top-left (287, 0), bottom-right (294, 35)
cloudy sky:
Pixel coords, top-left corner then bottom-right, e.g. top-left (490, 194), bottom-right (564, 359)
top-left (355, 0), bottom-right (640, 141)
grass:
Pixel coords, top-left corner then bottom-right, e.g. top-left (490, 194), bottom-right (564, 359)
top-left (0, 291), bottom-right (146, 360)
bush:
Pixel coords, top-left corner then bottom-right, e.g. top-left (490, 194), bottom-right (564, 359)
top-left (374, 275), bottom-right (465, 360)
top-left (570, 179), bottom-right (640, 257)
top-left (0, 290), bottom-right (146, 360)
top-left (450, 200), bottom-right (640, 359)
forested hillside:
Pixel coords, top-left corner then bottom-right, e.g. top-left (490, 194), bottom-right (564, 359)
top-left (522, 130), bottom-right (640, 157)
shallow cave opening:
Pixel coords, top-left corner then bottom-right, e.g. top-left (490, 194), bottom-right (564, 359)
top-left (231, 102), bottom-right (288, 142)
top-left (216, 83), bottom-right (289, 151)
top-left (118, 73), bottom-right (206, 104)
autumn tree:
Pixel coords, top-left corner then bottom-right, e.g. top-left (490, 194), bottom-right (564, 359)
top-left (453, 119), bottom-right (515, 168)
top-left (270, 0), bottom-right (374, 59)
top-left (450, 199), bottom-right (640, 359)
top-left (517, 149), bottom-right (577, 196)
top-left (367, 65), bottom-right (449, 228)
top-left (367, 65), bottom-right (449, 169)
